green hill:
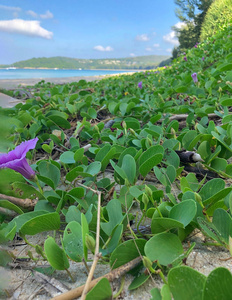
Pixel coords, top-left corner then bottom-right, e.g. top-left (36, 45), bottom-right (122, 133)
top-left (0, 55), bottom-right (170, 70)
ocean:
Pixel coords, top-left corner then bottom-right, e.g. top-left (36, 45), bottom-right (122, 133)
top-left (0, 68), bottom-right (134, 80)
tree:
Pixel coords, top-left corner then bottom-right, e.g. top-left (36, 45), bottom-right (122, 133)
top-left (174, 0), bottom-right (214, 51)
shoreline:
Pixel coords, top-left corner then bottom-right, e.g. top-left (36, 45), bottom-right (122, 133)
top-left (0, 72), bottom-right (138, 89)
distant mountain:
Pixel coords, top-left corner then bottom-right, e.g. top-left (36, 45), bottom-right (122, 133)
top-left (0, 55), bottom-right (171, 70)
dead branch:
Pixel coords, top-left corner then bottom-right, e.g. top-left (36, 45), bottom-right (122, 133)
top-left (50, 256), bottom-right (142, 300)
top-left (0, 193), bottom-right (37, 210)
top-left (162, 112), bottom-right (226, 121)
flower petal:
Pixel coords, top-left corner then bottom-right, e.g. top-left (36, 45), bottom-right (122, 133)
top-left (0, 138), bottom-right (38, 164)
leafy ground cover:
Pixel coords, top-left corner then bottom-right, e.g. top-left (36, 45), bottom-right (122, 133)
top-left (0, 24), bottom-right (232, 299)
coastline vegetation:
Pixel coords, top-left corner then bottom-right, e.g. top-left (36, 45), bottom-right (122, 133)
top-left (0, 55), bottom-right (171, 70)
top-left (0, 14), bottom-right (232, 300)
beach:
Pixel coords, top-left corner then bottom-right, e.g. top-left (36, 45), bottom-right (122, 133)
top-left (0, 75), bottom-right (114, 90)
top-left (0, 70), bottom-right (139, 90)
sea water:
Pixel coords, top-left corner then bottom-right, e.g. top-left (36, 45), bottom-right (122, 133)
top-left (0, 68), bottom-right (134, 80)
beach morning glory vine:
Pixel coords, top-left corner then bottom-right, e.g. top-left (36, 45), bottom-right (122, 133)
top-left (0, 138), bottom-right (38, 179)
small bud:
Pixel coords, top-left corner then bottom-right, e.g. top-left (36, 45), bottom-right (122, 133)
top-left (129, 128), bottom-right (136, 136)
top-left (142, 193), bottom-right (149, 207)
top-left (85, 234), bottom-right (96, 253)
top-left (27, 250), bottom-right (34, 260)
top-left (145, 185), bottom-right (153, 198)
top-left (218, 87), bottom-right (223, 93)
top-left (146, 137), bottom-right (153, 147)
top-left (121, 121), bottom-right (127, 130)
top-left (142, 256), bottom-right (153, 270)
top-left (94, 125), bottom-right (100, 133)
top-left (35, 245), bottom-right (46, 259)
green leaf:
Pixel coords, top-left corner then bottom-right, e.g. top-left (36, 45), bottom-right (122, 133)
top-left (47, 115), bottom-right (71, 129)
top-left (220, 98), bottom-right (232, 106)
top-left (95, 144), bottom-right (116, 171)
top-left (203, 268), bottom-right (232, 300)
top-left (60, 151), bottom-right (75, 164)
top-left (169, 200), bottom-right (197, 227)
top-left (121, 154), bottom-right (136, 184)
top-left (100, 199), bottom-right (123, 236)
top-left (44, 237), bottom-right (69, 270)
top-left (81, 213), bottom-right (89, 261)
top-left (168, 266), bottom-right (206, 300)
top-left (0, 200), bottom-right (24, 215)
top-left (139, 145), bottom-right (164, 177)
top-left (128, 273), bottom-right (149, 290)
top-left (197, 217), bottom-right (224, 244)
top-left (8, 211), bottom-right (49, 232)
top-left (217, 63), bottom-right (232, 72)
top-left (74, 148), bottom-right (85, 162)
top-left (151, 217), bottom-right (184, 234)
top-left (63, 221), bottom-right (83, 262)
top-left (86, 278), bottom-right (112, 300)
top-left (86, 161), bottom-right (101, 176)
top-left (199, 178), bottom-right (225, 204)
top-left (110, 239), bottom-right (146, 269)
top-left (145, 233), bottom-right (184, 266)
top-left (37, 161), bottom-right (60, 189)
top-left (20, 212), bottom-right (60, 235)
top-left (210, 157), bottom-right (227, 171)
top-left (12, 182), bottom-right (44, 200)
top-left (212, 209), bottom-right (232, 245)
top-left (100, 225), bottom-right (123, 256)
top-left (65, 205), bottom-right (81, 223)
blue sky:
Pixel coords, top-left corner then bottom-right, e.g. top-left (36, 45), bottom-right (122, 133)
top-left (0, 0), bottom-right (182, 64)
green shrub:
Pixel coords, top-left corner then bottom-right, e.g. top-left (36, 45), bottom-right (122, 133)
top-left (200, 0), bottom-right (232, 41)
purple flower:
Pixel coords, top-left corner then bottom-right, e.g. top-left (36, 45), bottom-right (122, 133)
top-left (138, 81), bottom-right (142, 89)
top-left (0, 138), bottom-right (38, 179)
top-left (202, 57), bottom-right (205, 61)
top-left (183, 56), bottom-right (187, 62)
top-left (191, 73), bottom-right (198, 83)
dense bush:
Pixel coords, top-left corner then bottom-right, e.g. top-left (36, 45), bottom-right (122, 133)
top-left (200, 0), bottom-right (232, 41)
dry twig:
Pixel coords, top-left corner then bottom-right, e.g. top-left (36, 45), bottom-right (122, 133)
top-left (0, 193), bottom-right (37, 210)
top-left (50, 256), bottom-right (142, 300)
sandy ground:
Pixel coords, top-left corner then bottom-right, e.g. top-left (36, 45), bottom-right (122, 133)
top-left (0, 72), bottom-right (136, 90)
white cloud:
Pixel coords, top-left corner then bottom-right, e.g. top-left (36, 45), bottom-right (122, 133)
top-left (145, 47), bottom-right (153, 52)
top-left (163, 31), bottom-right (179, 45)
top-left (130, 53), bottom-right (136, 57)
top-left (135, 34), bottom-right (150, 41)
top-left (0, 5), bottom-right (21, 12)
top-left (40, 10), bottom-right (53, 19)
top-left (94, 45), bottom-right (113, 52)
top-left (26, 10), bottom-right (38, 18)
top-left (0, 19), bottom-right (53, 39)
top-left (163, 22), bottom-right (186, 46)
top-left (175, 21), bottom-right (186, 29)
top-left (166, 48), bottom-right (172, 53)
top-left (153, 43), bottom-right (160, 48)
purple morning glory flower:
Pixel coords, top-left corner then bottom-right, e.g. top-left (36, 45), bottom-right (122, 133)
top-left (183, 56), bottom-right (187, 61)
top-left (0, 138), bottom-right (38, 179)
top-left (138, 81), bottom-right (142, 89)
top-left (202, 57), bottom-right (205, 61)
top-left (191, 73), bottom-right (198, 83)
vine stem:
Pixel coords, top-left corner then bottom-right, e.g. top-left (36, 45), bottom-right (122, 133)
top-left (80, 187), bottom-right (102, 300)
